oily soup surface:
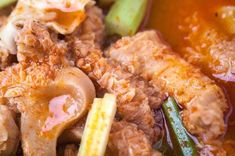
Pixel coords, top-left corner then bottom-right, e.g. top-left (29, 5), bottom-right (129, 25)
top-left (147, 0), bottom-right (235, 153)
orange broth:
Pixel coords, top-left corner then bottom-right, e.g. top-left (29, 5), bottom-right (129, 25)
top-left (147, 0), bottom-right (235, 154)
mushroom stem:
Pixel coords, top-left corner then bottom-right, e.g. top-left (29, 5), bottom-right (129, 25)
top-left (0, 105), bottom-right (19, 156)
top-left (20, 67), bottom-right (95, 156)
top-left (21, 113), bottom-right (57, 156)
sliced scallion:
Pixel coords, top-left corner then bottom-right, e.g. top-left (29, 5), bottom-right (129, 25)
top-left (162, 97), bottom-right (198, 156)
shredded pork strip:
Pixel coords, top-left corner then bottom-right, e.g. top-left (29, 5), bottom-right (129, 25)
top-left (106, 31), bottom-right (228, 143)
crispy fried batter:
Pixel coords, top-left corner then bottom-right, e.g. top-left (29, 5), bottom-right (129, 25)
top-left (67, 6), bottom-right (165, 144)
top-left (73, 42), bottom-right (164, 143)
top-left (0, 4), bottom-right (165, 155)
top-left (15, 21), bottom-right (68, 65)
top-left (0, 19), bottom-right (67, 114)
top-left (0, 43), bottom-right (13, 70)
top-left (77, 6), bottom-right (105, 48)
top-left (106, 30), bottom-right (228, 143)
top-left (109, 121), bottom-right (162, 156)
top-left (0, 62), bottom-right (56, 112)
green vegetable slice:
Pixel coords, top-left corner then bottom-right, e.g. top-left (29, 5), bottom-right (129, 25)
top-left (162, 97), bottom-right (198, 156)
top-left (0, 0), bottom-right (16, 9)
top-left (105, 0), bottom-right (148, 36)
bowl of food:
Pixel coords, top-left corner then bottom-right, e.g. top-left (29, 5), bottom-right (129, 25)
top-left (0, 0), bottom-right (234, 155)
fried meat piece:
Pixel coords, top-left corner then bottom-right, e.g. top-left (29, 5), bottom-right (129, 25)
top-left (108, 121), bottom-right (162, 156)
top-left (1, 4), bottom-right (164, 155)
top-left (15, 21), bottom-right (68, 65)
top-left (74, 44), bottom-right (164, 143)
top-left (77, 5), bottom-right (105, 48)
top-left (0, 63), bottom-right (55, 112)
top-left (67, 5), bottom-right (165, 143)
top-left (0, 43), bottom-right (13, 70)
top-left (106, 30), bottom-right (228, 143)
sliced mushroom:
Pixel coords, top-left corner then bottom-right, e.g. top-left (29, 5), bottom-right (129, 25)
top-left (0, 105), bottom-right (19, 156)
top-left (20, 67), bottom-right (95, 156)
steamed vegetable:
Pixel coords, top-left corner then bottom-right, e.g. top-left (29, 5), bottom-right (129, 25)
top-left (0, 0), bottom-right (16, 9)
top-left (162, 97), bottom-right (198, 156)
top-left (216, 6), bottom-right (235, 34)
top-left (78, 94), bottom-right (117, 156)
top-left (105, 0), bottom-right (148, 36)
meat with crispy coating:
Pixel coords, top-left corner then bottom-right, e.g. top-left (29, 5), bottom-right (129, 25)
top-left (108, 121), bottom-right (162, 156)
top-left (67, 5), bottom-right (166, 144)
top-left (106, 30), bottom-right (228, 143)
top-left (0, 43), bottom-right (13, 70)
top-left (1, 5), bottom-right (165, 155)
top-left (15, 21), bottom-right (68, 65)
top-left (73, 42), bottom-right (164, 143)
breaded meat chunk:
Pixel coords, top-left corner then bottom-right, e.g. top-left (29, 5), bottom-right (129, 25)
top-left (67, 5), bottom-right (165, 143)
top-left (73, 43), bottom-right (164, 143)
top-left (15, 21), bottom-right (68, 65)
top-left (106, 30), bottom-right (228, 143)
top-left (108, 121), bottom-right (162, 156)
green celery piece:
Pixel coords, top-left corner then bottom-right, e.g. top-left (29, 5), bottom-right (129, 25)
top-left (0, 0), bottom-right (17, 9)
top-left (162, 97), bottom-right (198, 156)
top-left (105, 0), bottom-right (148, 36)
